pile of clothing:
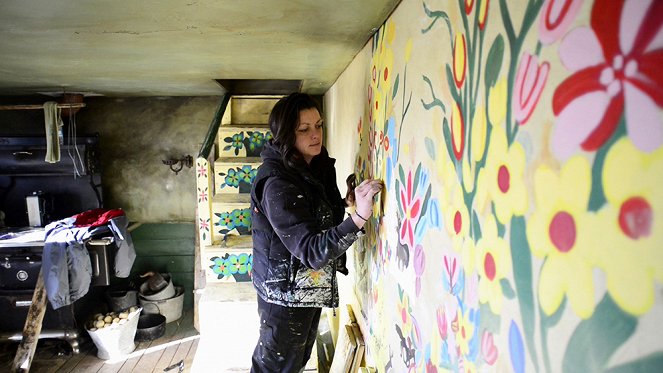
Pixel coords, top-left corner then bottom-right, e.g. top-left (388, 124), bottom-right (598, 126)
top-left (43, 208), bottom-right (136, 309)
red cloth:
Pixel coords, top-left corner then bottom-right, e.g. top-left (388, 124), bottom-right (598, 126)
top-left (73, 208), bottom-right (125, 227)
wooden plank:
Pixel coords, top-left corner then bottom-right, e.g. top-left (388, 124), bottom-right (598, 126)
top-left (149, 309), bottom-right (197, 372)
top-left (57, 340), bottom-right (96, 373)
top-left (114, 341), bottom-right (150, 373)
top-left (130, 224), bottom-right (195, 241)
top-left (95, 358), bottom-right (125, 373)
top-left (27, 357), bottom-right (67, 373)
top-left (182, 338), bottom-right (199, 373)
top-left (132, 256), bottom-right (195, 273)
top-left (174, 310), bottom-right (197, 340)
top-left (17, 339), bottom-right (68, 373)
top-left (131, 240), bottom-right (195, 256)
top-left (129, 312), bottom-right (183, 373)
top-left (0, 103), bottom-right (86, 111)
top-left (350, 324), bottom-right (365, 373)
top-left (151, 343), bottom-right (180, 373)
top-left (162, 339), bottom-right (194, 373)
top-left (12, 268), bottom-right (48, 373)
top-left (65, 349), bottom-right (105, 373)
top-left (128, 342), bottom-right (166, 372)
top-left (329, 325), bottom-right (357, 373)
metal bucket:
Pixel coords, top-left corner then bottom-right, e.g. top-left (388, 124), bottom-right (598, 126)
top-left (139, 273), bottom-right (175, 301)
top-left (87, 307), bottom-right (141, 360)
top-left (139, 286), bottom-right (184, 323)
top-left (107, 289), bottom-right (138, 313)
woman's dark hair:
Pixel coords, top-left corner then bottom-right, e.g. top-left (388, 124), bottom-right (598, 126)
top-left (268, 92), bottom-right (321, 168)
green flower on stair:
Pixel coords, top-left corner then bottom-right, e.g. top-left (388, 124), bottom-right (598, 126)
top-left (222, 168), bottom-right (240, 188)
top-left (231, 133), bottom-right (244, 149)
top-left (229, 253), bottom-right (252, 275)
top-left (223, 133), bottom-right (245, 156)
top-left (211, 256), bottom-right (232, 277)
top-left (215, 208), bottom-right (251, 236)
top-left (233, 209), bottom-right (251, 228)
top-left (237, 165), bottom-right (256, 184)
top-left (248, 131), bottom-right (265, 151)
top-left (216, 212), bottom-right (235, 230)
top-left (220, 165), bottom-right (257, 192)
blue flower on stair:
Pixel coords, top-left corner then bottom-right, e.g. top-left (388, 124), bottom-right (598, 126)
top-left (223, 168), bottom-right (240, 188)
top-left (248, 131), bottom-right (265, 151)
top-left (223, 133), bottom-right (245, 156)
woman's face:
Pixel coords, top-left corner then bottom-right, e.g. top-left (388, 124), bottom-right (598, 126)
top-left (294, 108), bottom-right (323, 164)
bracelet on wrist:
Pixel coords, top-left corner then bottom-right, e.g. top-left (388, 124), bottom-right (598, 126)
top-left (355, 211), bottom-right (368, 222)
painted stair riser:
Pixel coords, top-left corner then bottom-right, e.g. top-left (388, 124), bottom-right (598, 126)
top-left (227, 97), bottom-right (281, 125)
top-left (213, 160), bottom-right (262, 195)
top-left (218, 127), bottom-right (272, 158)
top-left (212, 202), bottom-right (252, 237)
top-left (205, 248), bottom-right (253, 283)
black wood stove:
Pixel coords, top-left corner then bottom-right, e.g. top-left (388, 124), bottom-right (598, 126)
top-left (0, 135), bottom-right (109, 353)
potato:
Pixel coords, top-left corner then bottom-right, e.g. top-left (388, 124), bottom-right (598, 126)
top-left (104, 315), bottom-right (112, 323)
top-left (94, 320), bottom-right (105, 328)
top-left (119, 312), bottom-right (129, 319)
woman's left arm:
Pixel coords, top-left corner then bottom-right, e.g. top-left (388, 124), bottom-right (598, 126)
top-left (260, 177), bottom-right (362, 270)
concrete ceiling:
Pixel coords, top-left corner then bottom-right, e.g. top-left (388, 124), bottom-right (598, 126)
top-left (0, 0), bottom-right (400, 97)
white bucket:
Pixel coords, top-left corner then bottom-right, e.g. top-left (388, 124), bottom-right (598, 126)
top-left (87, 307), bottom-right (141, 360)
top-left (139, 273), bottom-right (175, 301)
top-left (139, 286), bottom-right (184, 323)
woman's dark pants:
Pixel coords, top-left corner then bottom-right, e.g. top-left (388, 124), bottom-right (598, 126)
top-left (251, 296), bottom-right (321, 373)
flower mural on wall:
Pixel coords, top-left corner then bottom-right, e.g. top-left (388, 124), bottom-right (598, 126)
top-left (477, 125), bottom-right (528, 224)
top-left (513, 52), bottom-right (550, 126)
top-left (397, 169), bottom-right (423, 249)
top-left (476, 216), bottom-right (512, 314)
top-left (595, 138), bottom-right (663, 315)
top-left (528, 157), bottom-right (597, 318)
top-left (348, 0), bottom-right (663, 371)
top-left (394, 164), bottom-right (434, 274)
top-left (552, 0), bottom-right (663, 159)
top-left (538, 0), bottom-right (584, 45)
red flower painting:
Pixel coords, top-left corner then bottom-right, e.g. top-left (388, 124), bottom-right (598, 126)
top-left (552, 0), bottom-right (663, 159)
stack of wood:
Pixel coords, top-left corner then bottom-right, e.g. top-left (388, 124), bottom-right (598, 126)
top-left (329, 305), bottom-right (367, 373)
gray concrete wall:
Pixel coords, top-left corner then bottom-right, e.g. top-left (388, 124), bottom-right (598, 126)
top-left (75, 96), bottom-right (221, 223)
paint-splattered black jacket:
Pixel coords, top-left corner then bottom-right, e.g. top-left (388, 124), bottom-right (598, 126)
top-left (250, 141), bottom-right (361, 308)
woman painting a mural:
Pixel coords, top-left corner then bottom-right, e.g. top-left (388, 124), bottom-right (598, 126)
top-left (249, 93), bottom-right (382, 372)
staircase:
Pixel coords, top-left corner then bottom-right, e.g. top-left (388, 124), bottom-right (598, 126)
top-left (192, 95), bottom-right (279, 372)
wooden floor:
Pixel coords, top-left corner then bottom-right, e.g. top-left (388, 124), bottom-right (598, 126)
top-left (0, 309), bottom-right (199, 373)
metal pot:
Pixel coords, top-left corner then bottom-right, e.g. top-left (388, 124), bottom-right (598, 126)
top-left (135, 313), bottom-right (166, 342)
top-left (107, 289), bottom-right (138, 313)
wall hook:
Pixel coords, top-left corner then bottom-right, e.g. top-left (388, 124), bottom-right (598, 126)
top-left (162, 155), bottom-right (193, 175)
